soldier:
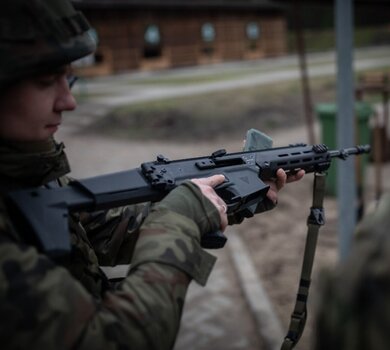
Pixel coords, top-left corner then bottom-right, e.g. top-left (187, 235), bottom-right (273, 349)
top-left (314, 194), bottom-right (390, 350)
top-left (0, 0), bottom-right (304, 349)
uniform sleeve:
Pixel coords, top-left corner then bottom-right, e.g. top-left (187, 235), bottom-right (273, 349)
top-left (0, 181), bottom-right (220, 350)
top-left (79, 203), bottom-right (150, 266)
top-left (60, 174), bottom-right (150, 267)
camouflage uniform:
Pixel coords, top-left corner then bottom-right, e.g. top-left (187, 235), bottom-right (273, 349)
top-left (0, 140), bottom-right (219, 350)
top-left (314, 194), bottom-right (390, 350)
top-left (0, 1), bottom-right (220, 349)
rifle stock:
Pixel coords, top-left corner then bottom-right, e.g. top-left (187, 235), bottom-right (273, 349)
top-left (7, 143), bottom-right (370, 257)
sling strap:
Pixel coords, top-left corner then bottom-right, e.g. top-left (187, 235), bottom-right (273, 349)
top-left (281, 172), bottom-right (326, 350)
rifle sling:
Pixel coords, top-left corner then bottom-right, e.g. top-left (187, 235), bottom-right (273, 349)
top-left (281, 172), bottom-right (326, 350)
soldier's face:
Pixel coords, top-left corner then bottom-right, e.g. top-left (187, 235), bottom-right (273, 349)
top-left (0, 66), bottom-right (76, 142)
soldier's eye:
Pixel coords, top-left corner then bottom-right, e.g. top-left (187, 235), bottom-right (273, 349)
top-left (67, 75), bottom-right (78, 89)
top-left (35, 75), bottom-right (57, 88)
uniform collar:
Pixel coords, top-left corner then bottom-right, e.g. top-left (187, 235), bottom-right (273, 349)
top-left (0, 138), bottom-right (70, 190)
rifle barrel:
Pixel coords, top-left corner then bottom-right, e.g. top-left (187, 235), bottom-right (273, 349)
top-left (329, 145), bottom-right (371, 159)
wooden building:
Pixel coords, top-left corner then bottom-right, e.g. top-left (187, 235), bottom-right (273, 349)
top-left (72, 0), bottom-right (287, 75)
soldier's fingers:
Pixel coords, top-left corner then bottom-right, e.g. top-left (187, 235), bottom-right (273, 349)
top-left (214, 196), bottom-right (228, 230)
top-left (266, 188), bottom-right (278, 204)
top-left (191, 179), bottom-right (228, 231)
top-left (275, 169), bottom-right (287, 191)
top-left (286, 169), bottom-right (305, 183)
top-left (219, 207), bottom-right (228, 230)
top-left (191, 174), bottom-right (225, 188)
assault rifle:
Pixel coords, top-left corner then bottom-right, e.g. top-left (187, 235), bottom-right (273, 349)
top-left (7, 143), bottom-right (370, 257)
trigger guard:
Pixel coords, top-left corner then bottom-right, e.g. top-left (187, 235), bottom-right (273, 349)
top-left (215, 183), bottom-right (240, 207)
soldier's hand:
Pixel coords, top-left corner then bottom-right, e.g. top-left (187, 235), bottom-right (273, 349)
top-left (266, 168), bottom-right (305, 204)
top-left (191, 175), bottom-right (228, 231)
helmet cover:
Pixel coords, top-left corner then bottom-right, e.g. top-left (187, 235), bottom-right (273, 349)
top-left (0, 0), bottom-right (96, 87)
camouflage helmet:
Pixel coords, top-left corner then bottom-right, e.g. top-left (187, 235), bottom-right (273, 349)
top-left (0, 0), bottom-right (96, 88)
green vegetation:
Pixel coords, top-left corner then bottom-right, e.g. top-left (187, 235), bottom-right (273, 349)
top-left (123, 65), bottom-right (299, 86)
top-left (90, 77), bottom-right (337, 142)
top-left (288, 26), bottom-right (390, 53)
top-left (84, 43), bottom-right (390, 143)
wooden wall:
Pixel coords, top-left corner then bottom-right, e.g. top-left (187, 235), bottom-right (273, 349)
top-left (76, 8), bottom-right (287, 75)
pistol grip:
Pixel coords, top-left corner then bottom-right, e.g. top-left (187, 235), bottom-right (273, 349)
top-left (201, 230), bottom-right (227, 249)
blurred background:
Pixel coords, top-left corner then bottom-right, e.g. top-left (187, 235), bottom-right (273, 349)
top-left (60, 1), bottom-right (390, 349)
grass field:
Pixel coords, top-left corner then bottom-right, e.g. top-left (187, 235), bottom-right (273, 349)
top-left (85, 44), bottom-right (390, 143)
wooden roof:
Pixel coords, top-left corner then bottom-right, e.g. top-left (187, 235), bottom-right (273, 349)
top-left (72, 0), bottom-right (285, 10)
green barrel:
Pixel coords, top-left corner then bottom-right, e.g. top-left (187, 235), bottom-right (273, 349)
top-left (316, 102), bottom-right (373, 196)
